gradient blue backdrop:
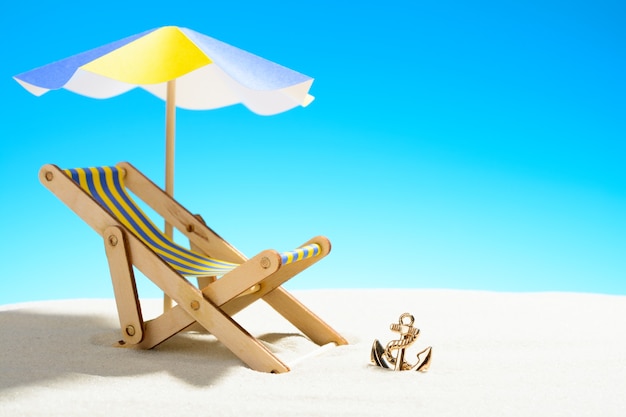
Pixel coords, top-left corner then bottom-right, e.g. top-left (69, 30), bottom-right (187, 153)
top-left (1, 0), bottom-right (624, 304)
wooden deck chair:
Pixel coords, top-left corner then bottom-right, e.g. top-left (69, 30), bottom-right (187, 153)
top-left (39, 162), bottom-right (347, 373)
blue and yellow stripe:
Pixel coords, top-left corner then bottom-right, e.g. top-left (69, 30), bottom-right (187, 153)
top-left (64, 166), bottom-right (319, 276)
top-left (280, 245), bottom-right (320, 264)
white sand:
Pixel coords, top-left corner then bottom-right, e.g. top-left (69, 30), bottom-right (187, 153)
top-left (1, 289), bottom-right (625, 416)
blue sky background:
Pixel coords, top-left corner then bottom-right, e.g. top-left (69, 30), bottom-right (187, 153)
top-left (1, 0), bottom-right (624, 304)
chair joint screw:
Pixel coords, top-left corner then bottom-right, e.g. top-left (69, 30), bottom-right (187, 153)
top-left (108, 235), bottom-right (118, 246)
top-left (45, 171), bottom-right (53, 181)
top-left (260, 257), bottom-right (271, 269)
top-left (125, 325), bottom-right (136, 336)
top-left (190, 300), bottom-right (200, 311)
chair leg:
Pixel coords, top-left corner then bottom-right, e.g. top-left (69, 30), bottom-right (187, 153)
top-left (263, 287), bottom-right (348, 346)
top-left (189, 296), bottom-right (291, 373)
top-left (103, 226), bottom-right (144, 345)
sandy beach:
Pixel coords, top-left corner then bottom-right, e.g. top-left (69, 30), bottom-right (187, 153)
top-left (1, 289), bottom-right (625, 416)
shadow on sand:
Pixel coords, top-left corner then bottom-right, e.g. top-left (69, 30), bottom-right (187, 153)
top-left (0, 300), bottom-right (307, 391)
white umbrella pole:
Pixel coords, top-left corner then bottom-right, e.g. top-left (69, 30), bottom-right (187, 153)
top-left (165, 79), bottom-right (176, 210)
top-left (163, 79), bottom-right (176, 311)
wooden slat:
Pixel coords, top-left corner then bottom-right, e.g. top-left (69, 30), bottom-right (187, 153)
top-left (103, 226), bottom-right (144, 345)
top-left (40, 165), bottom-right (123, 236)
top-left (129, 303), bottom-right (196, 349)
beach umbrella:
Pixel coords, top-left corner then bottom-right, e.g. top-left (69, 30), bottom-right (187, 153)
top-left (13, 25), bottom-right (315, 236)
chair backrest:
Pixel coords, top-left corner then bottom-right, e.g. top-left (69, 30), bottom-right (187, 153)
top-left (64, 166), bottom-right (239, 276)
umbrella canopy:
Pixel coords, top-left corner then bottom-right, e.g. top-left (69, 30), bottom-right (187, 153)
top-left (14, 26), bottom-right (314, 114)
top-left (13, 25), bottom-right (315, 207)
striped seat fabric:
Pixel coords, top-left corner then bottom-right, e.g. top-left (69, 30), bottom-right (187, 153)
top-left (64, 166), bottom-right (320, 276)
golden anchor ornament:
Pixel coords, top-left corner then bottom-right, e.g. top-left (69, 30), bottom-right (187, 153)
top-left (371, 313), bottom-right (432, 372)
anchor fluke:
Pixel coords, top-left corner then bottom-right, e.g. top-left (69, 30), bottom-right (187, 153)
top-left (413, 346), bottom-right (432, 372)
top-left (371, 339), bottom-right (392, 369)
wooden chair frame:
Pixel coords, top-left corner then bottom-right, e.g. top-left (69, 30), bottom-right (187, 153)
top-left (40, 162), bottom-right (347, 373)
